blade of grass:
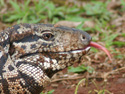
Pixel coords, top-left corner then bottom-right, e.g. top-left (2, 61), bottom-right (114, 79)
top-left (75, 78), bottom-right (85, 94)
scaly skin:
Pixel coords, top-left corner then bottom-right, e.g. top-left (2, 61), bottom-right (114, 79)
top-left (0, 23), bottom-right (91, 94)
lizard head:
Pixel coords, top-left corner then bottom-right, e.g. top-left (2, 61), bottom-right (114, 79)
top-left (10, 23), bottom-right (91, 78)
top-left (34, 24), bottom-right (91, 77)
top-left (36, 24), bottom-right (91, 77)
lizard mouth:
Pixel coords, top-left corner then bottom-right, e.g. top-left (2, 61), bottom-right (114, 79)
top-left (19, 42), bottom-right (112, 62)
top-left (58, 46), bottom-right (91, 54)
top-left (55, 41), bottom-right (112, 61)
top-left (19, 46), bottom-right (90, 59)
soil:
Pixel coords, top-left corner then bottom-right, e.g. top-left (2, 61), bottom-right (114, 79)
top-left (45, 67), bottom-right (125, 94)
top-left (44, 51), bottom-right (125, 94)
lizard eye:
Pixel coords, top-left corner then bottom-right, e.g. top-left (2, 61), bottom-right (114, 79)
top-left (42, 32), bottom-right (54, 41)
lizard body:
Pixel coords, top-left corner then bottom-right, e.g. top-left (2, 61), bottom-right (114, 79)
top-left (0, 23), bottom-right (91, 94)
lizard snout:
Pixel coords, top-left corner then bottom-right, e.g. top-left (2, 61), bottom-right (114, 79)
top-left (80, 31), bottom-right (92, 46)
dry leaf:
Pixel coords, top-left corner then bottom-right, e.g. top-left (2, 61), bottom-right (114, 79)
top-left (54, 21), bottom-right (82, 28)
top-left (107, 0), bottom-right (121, 10)
top-left (83, 20), bottom-right (95, 28)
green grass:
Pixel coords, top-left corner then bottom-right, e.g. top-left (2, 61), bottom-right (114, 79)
top-left (1, 0), bottom-right (112, 25)
top-left (2, 0), bottom-right (66, 23)
top-left (75, 79), bottom-right (112, 94)
top-left (68, 64), bottom-right (94, 73)
top-left (88, 80), bottom-right (111, 94)
top-left (1, 0), bottom-right (85, 24)
top-left (40, 89), bottom-right (55, 94)
top-left (0, 0), bottom-right (4, 6)
top-left (75, 78), bottom-right (86, 94)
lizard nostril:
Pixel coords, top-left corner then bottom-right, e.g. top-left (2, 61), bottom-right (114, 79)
top-left (82, 36), bottom-right (85, 39)
top-left (81, 35), bottom-right (86, 41)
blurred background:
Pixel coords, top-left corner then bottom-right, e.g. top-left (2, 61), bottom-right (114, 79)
top-left (0, 0), bottom-right (125, 94)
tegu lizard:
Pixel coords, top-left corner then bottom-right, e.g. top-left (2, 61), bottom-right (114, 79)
top-left (0, 23), bottom-right (111, 94)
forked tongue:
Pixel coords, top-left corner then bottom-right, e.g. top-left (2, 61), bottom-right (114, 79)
top-left (89, 42), bottom-right (112, 62)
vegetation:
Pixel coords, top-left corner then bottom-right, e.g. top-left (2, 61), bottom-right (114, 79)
top-left (68, 64), bottom-right (94, 73)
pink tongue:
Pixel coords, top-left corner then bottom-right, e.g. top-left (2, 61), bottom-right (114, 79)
top-left (89, 42), bottom-right (112, 62)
